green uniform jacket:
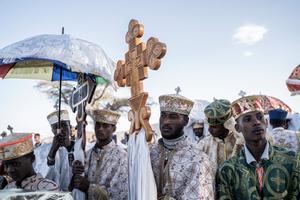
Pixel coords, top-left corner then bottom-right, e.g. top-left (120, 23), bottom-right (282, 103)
top-left (216, 144), bottom-right (300, 200)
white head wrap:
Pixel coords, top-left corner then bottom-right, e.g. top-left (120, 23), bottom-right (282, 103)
top-left (184, 100), bottom-right (210, 142)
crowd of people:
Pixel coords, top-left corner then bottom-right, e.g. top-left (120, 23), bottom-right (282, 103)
top-left (0, 93), bottom-right (300, 199)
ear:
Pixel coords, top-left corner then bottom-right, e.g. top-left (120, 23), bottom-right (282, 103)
top-left (183, 116), bottom-right (189, 126)
top-left (112, 125), bottom-right (116, 133)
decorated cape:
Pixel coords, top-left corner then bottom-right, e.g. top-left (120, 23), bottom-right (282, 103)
top-left (5, 173), bottom-right (59, 192)
top-left (216, 144), bottom-right (300, 200)
top-left (150, 136), bottom-right (214, 200)
top-left (0, 189), bottom-right (73, 200)
top-left (199, 131), bottom-right (244, 175)
top-left (85, 141), bottom-right (128, 200)
top-left (272, 127), bottom-right (300, 153)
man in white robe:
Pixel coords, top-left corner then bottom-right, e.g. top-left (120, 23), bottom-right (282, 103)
top-left (71, 109), bottom-right (128, 200)
top-left (269, 108), bottom-right (300, 152)
top-left (45, 110), bottom-right (74, 191)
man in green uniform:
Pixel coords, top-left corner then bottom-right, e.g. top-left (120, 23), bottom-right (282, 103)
top-left (216, 95), bottom-right (300, 200)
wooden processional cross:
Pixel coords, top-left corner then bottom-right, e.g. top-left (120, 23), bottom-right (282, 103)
top-left (114, 19), bottom-right (166, 142)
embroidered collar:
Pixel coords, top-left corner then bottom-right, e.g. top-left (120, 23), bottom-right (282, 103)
top-left (244, 142), bottom-right (269, 164)
top-left (93, 140), bottom-right (115, 153)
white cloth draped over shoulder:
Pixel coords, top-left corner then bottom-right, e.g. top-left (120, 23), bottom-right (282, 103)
top-left (72, 138), bottom-right (86, 200)
top-left (128, 129), bottom-right (157, 200)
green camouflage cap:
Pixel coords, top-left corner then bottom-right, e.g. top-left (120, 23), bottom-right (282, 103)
top-left (204, 99), bottom-right (232, 125)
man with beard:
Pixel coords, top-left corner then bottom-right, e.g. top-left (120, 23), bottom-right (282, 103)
top-left (216, 96), bottom-right (300, 199)
top-left (70, 109), bottom-right (128, 200)
top-left (269, 108), bottom-right (300, 153)
top-left (199, 99), bottom-right (244, 175)
top-left (150, 94), bottom-right (214, 200)
top-left (1, 133), bottom-right (59, 191)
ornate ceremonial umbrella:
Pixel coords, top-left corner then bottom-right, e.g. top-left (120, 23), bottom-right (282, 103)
top-left (0, 34), bottom-right (115, 126)
top-left (0, 33), bottom-right (116, 199)
top-left (286, 64), bottom-right (300, 95)
top-left (252, 95), bottom-right (292, 114)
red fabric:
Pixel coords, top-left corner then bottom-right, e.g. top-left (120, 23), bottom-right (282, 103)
top-left (288, 65), bottom-right (300, 80)
top-left (287, 65), bottom-right (300, 93)
top-left (0, 134), bottom-right (32, 147)
top-left (0, 63), bottom-right (15, 78)
top-left (256, 167), bottom-right (264, 193)
top-left (287, 83), bottom-right (300, 92)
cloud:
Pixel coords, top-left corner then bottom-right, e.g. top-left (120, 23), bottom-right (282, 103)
top-left (243, 51), bottom-right (254, 56)
top-left (233, 24), bottom-right (268, 45)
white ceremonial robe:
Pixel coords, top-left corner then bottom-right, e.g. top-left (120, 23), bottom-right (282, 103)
top-left (85, 140), bottom-right (128, 200)
top-left (150, 136), bottom-right (215, 200)
top-left (34, 143), bottom-right (72, 191)
top-left (272, 127), bottom-right (300, 152)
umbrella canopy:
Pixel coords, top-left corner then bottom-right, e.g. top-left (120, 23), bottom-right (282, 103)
top-left (0, 34), bottom-right (116, 129)
top-left (286, 64), bottom-right (300, 95)
top-left (0, 34), bottom-right (115, 85)
top-left (254, 95), bottom-right (292, 114)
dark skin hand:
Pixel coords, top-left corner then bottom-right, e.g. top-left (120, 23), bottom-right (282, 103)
top-left (69, 160), bottom-right (90, 192)
top-left (47, 133), bottom-right (67, 165)
top-left (69, 174), bottom-right (90, 192)
top-left (48, 121), bottom-right (72, 165)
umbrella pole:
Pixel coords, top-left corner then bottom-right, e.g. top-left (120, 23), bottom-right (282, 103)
top-left (58, 26), bottom-right (64, 130)
top-left (58, 67), bottom-right (62, 130)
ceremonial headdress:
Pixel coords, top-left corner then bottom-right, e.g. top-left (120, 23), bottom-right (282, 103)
top-left (0, 133), bottom-right (33, 161)
top-left (92, 109), bottom-right (120, 125)
top-left (192, 121), bottom-right (204, 128)
top-left (159, 94), bottom-right (194, 116)
top-left (47, 110), bottom-right (70, 125)
top-left (231, 95), bottom-right (265, 119)
top-left (204, 99), bottom-right (232, 125)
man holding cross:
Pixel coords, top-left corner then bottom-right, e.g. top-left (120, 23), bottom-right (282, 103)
top-left (216, 96), bottom-right (300, 199)
top-left (150, 94), bottom-right (214, 200)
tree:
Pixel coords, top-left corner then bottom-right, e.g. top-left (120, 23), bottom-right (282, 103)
top-left (34, 81), bottom-right (156, 116)
top-left (34, 81), bottom-right (126, 112)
